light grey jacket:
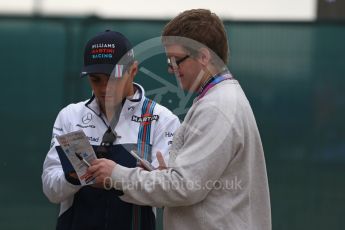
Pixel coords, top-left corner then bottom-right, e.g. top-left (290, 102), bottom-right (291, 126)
top-left (112, 79), bottom-right (271, 230)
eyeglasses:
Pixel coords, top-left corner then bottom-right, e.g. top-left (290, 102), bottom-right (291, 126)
top-left (167, 55), bottom-right (190, 69)
top-left (96, 127), bottom-right (117, 158)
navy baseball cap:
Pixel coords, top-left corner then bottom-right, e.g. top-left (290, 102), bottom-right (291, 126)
top-left (81, 30), bottom-right (134, 78)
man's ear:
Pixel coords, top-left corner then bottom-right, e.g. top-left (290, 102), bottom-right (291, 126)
top-left (198, 48), bottom-right (211, 66)
top-left (128, 61), bottom-right (138, 80)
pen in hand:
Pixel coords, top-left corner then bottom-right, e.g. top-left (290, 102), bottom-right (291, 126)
top-left (75, 152), bottom-right (91, 167)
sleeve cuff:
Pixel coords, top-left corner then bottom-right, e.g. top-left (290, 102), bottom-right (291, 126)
top-left (111, 164), bottom-right (134, 190)
top-left (62, 174), bottom-right (82, 192)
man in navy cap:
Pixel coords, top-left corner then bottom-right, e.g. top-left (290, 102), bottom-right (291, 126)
top-left (42, 30), bottom-right (180, 230)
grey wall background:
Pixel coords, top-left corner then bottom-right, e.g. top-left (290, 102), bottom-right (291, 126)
top-left (0, 17), bottom-right (344, 229)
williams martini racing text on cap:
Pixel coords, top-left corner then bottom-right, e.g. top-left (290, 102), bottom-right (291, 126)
top-left (81, 30), bottom-right (134, 78)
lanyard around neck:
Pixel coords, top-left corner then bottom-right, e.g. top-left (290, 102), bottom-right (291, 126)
top-left (197, 73), bottom-right (233, 100)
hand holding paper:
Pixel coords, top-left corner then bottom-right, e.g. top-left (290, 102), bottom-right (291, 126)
top-left (88, 159), bottom-right (117, 184)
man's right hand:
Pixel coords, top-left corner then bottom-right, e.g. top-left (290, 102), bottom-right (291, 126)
top-left (156, 151), bottom-right (167, 170)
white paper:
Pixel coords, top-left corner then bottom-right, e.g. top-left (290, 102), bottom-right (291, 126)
top-left (56, 130), bottom-right (97, 185)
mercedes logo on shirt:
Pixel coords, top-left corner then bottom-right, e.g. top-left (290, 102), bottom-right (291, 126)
top-left (82, 113), bottom-right (93, 124)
